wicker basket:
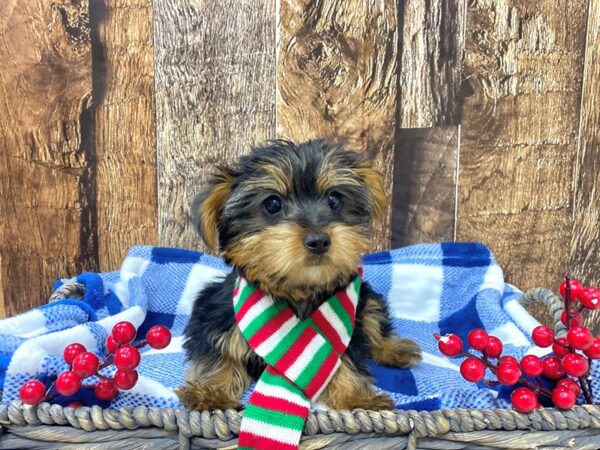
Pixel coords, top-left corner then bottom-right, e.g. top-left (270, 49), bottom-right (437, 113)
top-left (1, 287), bottom-right (599, 450)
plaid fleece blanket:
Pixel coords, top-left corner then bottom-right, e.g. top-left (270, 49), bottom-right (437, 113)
top-left (1, 243), bottom-right (587, 410)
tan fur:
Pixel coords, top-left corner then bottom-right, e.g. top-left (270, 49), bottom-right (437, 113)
top-left (177, 327), bottom-right (252, 410)
top-left (318, 356), bottom-right (394, 410)
top-left (315, 153), bottom-right (386, 221)
top-left (355, 166), bottom-right (387, 221)
top-left (199, 170), bottom-right (234, 252)
top-left (225, 222), bottom-right (369, 301)
top-left (246, 162), bottom-right (292, 194)
top-left (362, 298), bottom-right (421, 367)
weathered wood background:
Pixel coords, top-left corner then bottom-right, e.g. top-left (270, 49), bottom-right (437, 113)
top-left (1, 0), bottom-right (599, 326)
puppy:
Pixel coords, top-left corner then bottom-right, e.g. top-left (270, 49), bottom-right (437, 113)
top-left (177, 140), bottom-right (421, 411)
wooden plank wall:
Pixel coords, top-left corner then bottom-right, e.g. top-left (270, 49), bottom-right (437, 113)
top-left (1, 0), bottom-right (600, 326)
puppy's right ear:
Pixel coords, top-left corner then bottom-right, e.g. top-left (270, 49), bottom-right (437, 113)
top-left (192, 167), bottom-right (235, 253)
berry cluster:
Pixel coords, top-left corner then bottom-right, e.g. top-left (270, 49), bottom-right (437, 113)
top-left (19, 322), bottom-right (171, 406)
top-left (435, 276), bottom-right (599, 413)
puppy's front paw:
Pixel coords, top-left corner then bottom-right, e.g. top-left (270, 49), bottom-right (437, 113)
top-left (176, 381), bottom-right (242, 411)
top-left (373, 337), bottom-right (422, 368)
top-left (364, 393), bottom-right (396, 411)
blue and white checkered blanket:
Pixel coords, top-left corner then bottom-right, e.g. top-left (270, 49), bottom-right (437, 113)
top-left (0, 243), bottom-right (580, 410)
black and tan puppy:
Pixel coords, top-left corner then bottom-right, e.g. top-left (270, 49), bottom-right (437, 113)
top-left (178, 140), bottom-right (421, 411)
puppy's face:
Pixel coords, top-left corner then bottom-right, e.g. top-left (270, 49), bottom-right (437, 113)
top-left (194, 140), bottom-right (386, 298)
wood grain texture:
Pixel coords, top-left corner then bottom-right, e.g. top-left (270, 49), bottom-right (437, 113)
top-left (277, 0), bottom-right (399, 251)
top-left (153, 0), bottom-right (276, 251)
top-left (571, 0), bottom-right (600, 332)
top-left (0, 0), bottom-right (95, 317)
top-left (457, 0), bottom-right (588, 291)
top-left (399, 0), bottom-right (467, 127)
top-left (91, 0), bottom-right (158, 270)
top-left (392, 127), bottom-right (458, 247)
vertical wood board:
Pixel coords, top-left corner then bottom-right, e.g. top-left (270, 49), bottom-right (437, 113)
top-left (571, 0), bottom-right (600, 333)
top-left (0, 0), bottom-right (95, 317)
top-left (153, 0), bottom-right (276, 251)
top-left (277, 0), bottom-right (400, 250)
top-left (457, 1), bottom-right (588, 292)
top-left (91, 0), bottom-right (158, 270)
top-left (399, 0), bottom-right (467, 127)
top-left (392, 127), bottom-right (458, 247)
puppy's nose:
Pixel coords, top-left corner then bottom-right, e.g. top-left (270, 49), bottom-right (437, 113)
top-left (303, 233), bottom-right (331, 255)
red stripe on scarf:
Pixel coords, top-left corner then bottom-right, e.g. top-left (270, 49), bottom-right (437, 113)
top-left (249, 391), bottom-right (309, 418)
top-left (303, 351), bottom-right (339, 399)
top-left (237, 433), bottom-right (299, 450)
top-left (337, 290), bottom-right (356, 327)
top-left (311, 309), bottom-right (345, 354)
top-left (274, 326), bottom-right (318, 374)
top-left (248, 307), bottom-right (295, 349)
top-left (235, 289), bottom-right (265, 322)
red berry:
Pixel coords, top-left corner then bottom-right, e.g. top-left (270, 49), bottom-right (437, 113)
top-left (511, 387), bottom-right (538, 413)
top-left (499, 355), bottom-right (520, 367)
top-left (72, 352), bottom-right (100, 378)
top-left (67, 401), bottom-right (85, 408)
top-left (114, 345), bottom-right (141, 372)
top-left (552, 337), bottom-right (571, 357)
top-left (467, 329), bottom-right (489, 351)
top-left (460, 357), bottom-right (486, 382)
top-left (542, 356), bottom-right (566, 380)
top-left (111, 321), bottom-right (137, 345)
top-left (19, 380), bottom-right (46, 405)
top-left (106, 335), bottom-right (119, 354)
top-left (520, 355), bottom-right (543, 377)
top-left (55, 371), bottom-right (82, 396)
top-left (63, 343), bottom-right (86, 366)
top-left (584, 338), bottom-right (600, 359)
top-left (146, 325), bottom-right (172, 350)
top-left (497, 362), bottom-right (522, 385)
top-left (437, 334), bottom-right (463, 357)
top-left (560, 279), bottom-right (583, 300)
top-left (552, 386), bottom-right (577, 409)
top-left (556, 378), bottom-right (581, 397)
top-left (578, 288), bottom-right (600, 310)
top-left (483, 336), bottom-right (503, 358)
top-left (94, 379), bottom-right (118, 401)
top-left (561, 310), bottom-right (583, 327)
top-left (562, 353), bottom-right (589, 377)
top-left (114, 370), bottom-right (139, 390)
top-left (532, 326), bottom-right (554, 348)
top-left (567, 326), bottom-right (594, 350)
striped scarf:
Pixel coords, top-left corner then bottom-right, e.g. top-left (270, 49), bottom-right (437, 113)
top-left (233, 270), bottom-right (362, 450)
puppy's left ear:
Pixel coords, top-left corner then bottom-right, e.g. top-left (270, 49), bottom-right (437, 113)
top-left (191, 167), bottom-right (235, 253)
top-left (356, 163), bottom-right (387, 221)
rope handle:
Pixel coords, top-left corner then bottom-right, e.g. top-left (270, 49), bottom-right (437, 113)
top-left (48, 282), bottom-right (85, 302)
top-left (518, 288), bottom-right (566, 336)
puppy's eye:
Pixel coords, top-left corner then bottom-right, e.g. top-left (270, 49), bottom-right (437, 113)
top-left (263, 195), bottom-right (283, 214)
top-left (327, 191), bottom-right (343, 211)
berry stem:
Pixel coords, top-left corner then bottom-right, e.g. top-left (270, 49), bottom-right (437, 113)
top-left (553, 338), bottom-right (570, 349)
top-left (460, 348), bottom-right (554, 398)
top-left (579, 374), bottom-right (593, 404)
top-left (562, 275), bottom-right (594, 404)
top-left (568, 305), bottom-right (586, 318)
top-left (565, 274), bottom-right (572, 333)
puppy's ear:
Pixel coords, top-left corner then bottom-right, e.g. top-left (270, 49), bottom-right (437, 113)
top-left (192, 167), bottom-right (235, 253)
top-left (356, 163), bottom-right (387, 221)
